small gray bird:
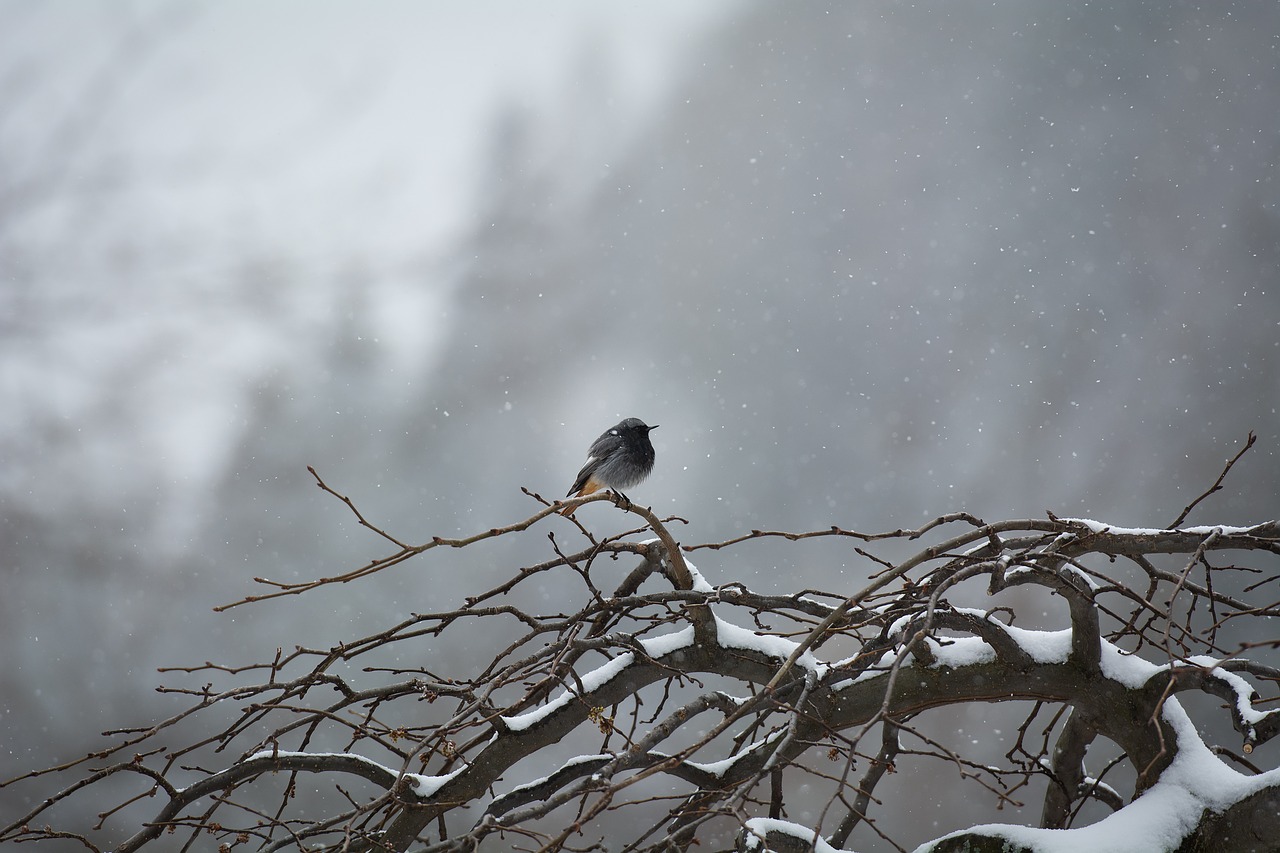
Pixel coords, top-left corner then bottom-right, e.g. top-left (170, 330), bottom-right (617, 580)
top-left (562, 418), bottom-right (658, 513)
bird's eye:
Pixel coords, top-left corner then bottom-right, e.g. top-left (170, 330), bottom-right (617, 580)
top-left (610, 430), bottom-right (619, 435)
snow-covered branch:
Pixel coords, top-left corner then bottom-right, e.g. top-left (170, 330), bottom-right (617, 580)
top-left (4, 477), bottom-right (1279, 853)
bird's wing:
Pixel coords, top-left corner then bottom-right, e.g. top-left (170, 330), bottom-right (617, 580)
top-left (586, 430), bottom-right (624, 460)
top-left (567, 429), bottom-right (624, 496)
top-left (567, 456), bottom-right (602, 496)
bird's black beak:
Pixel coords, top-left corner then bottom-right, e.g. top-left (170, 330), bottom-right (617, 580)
top-left (648, 424), bottom-right (659, 431)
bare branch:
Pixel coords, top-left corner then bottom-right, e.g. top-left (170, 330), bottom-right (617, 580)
top-left (1166, 431), bottom-right (1256, 529)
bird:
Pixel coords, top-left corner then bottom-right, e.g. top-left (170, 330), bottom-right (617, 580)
top-left (561, 418), bottom-right (658, 514)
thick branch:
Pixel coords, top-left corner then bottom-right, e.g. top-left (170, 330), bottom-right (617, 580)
top-left (117, 751), bottom-right (399, 853)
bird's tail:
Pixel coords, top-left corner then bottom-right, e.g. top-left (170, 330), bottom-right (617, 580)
top-left (559, 479), bottom-right (602, 516)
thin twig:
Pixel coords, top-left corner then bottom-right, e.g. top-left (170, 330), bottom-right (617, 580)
top-left (1167, 431), bottom-right (1256, 529)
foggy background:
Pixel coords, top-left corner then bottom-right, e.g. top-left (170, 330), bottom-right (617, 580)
top-left (2, 1), bottom-right (1277, 848)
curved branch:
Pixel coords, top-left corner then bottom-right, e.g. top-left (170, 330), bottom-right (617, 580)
top-left (1042, 707), bottom-right (1100, 829)
top-left (1163, 661), bottom-right (1280, 754)
top-left (117, 751), bottom-right (400, 853)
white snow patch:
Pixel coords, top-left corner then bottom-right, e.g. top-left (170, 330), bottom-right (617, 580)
top-left (640, 625), bottom-right (696, 657)
top-left (243, 749), bottom-right (459, 801)
top-left (503, 753), bottom-right (609, 799)
top-left (948, 609), bottom-right (1073, 664)
top-left (1187, 656), bottom-right (1271, 726)
top-left (497, 625), bottom-right (700, 732)
top-left (687, 731), bottom-right (783, 778)
top-left (926, 635), bottom-right (997, 668)
top-left (636, 537), bottom-right (714, 591)
top-left (1003, 624), bottom-right (1072, 664)
top-left (245, 748), bottom-right (396, 777)
top-left (686, 753), bottom-right (745, 778)
top-left (741, 817), bottom-right (851, 852)
top-left (887, 611), bottom-right (916, 637)
top-left (832, 649), bottom-right (900, 692)
top-left (405, 766), bottom-right (464, 798)
top-left (1062, 519), bottom-right (1263, 537)
top-left (1060, 563), bottom-right (1101, 590)
top-left (1098, 640), bottom-right (1163, 689)
top-left (918, 698), bottom-right (1280, 853)
top-left (684, 556), bottom-right (715, 592)
top-left (714, 614), bottom-right (829, 676)
top-left (500, 652), bottom-right (636, 731)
